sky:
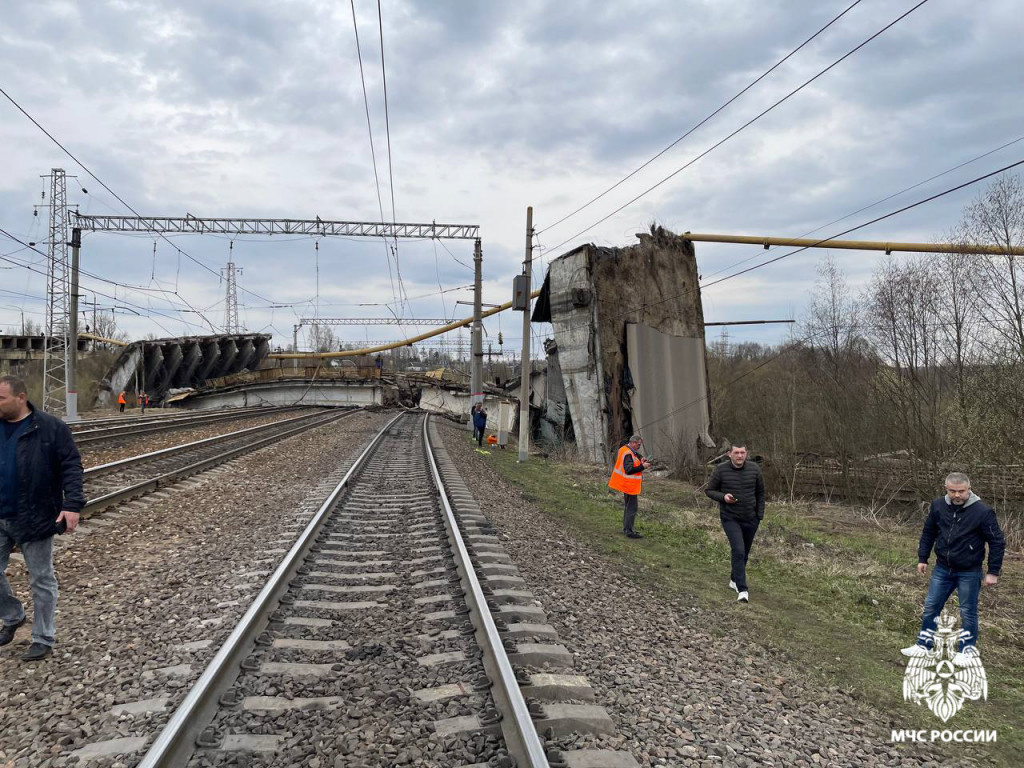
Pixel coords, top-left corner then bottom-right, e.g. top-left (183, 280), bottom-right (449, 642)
top-left (2, 0), bottom-right (1022, 356)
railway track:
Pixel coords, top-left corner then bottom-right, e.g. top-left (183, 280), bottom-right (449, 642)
top-left (81, 408), bottom-right (359, 516)
top-left (71, 406), bottom-right (311, 447)
top-left (124, 411), bottom-right (634, 768)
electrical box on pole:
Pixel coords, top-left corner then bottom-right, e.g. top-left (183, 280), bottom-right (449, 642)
top-left (512, 274), bottom-right (530, 311)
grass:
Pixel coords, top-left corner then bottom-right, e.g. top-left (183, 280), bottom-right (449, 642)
top-left (481, 445), bottom-right (1024, 766)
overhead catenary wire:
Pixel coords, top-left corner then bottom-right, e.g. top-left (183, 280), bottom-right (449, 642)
top-left (349, 0), bottom-right (403, 315)
top-left (542, 0), bottom-right (934, 255)
top-left (539, 0), bottom-right (865, 236)
top-left (377, 0), bottom-right (407, 313)
top-left (0, 85), bottom-right (284, 323)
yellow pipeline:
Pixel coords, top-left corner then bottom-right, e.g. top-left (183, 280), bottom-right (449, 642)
top-left (683, 233), bottom-right (1024, 256)
top-left (79, 332), bottom-right (129, 346)
top-left (269, 289), bottom-right (543, 359)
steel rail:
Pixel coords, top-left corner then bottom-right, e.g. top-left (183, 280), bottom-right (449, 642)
top-left (74, 406), bottom-right (307, 446)
top-left (82, 409), bottom-right (355, 515)
top-left (423, 415), bottom-right (550, 767)
top-left (70, 405), bottom-right (272, 430)
top-left (84, 409), bottom-right (347, 480)
top-left (135, 411), bottom-right (407, 768)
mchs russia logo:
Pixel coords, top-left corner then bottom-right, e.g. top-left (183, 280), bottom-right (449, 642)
top-left (891, 611), bottom-right (995, 745)
top-left (902, 612), bottom-right (987, 722)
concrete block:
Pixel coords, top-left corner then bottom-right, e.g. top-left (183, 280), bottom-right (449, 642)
top-left (259, 662), bottom-right (336, 678)
top-left (504, 622), bottom-right (560, 640)
top-left (219, 734), bottom-right (283, 752)
top-left (535, 704), bottom-right (616, 737)
top-left (524, 673), bottom-right (595, 701)
top-left (559, 750), bottom-right (641, 768)
top-left (71, 736), bottom-right (149, 760)
top-left (509, 643), bottom-right (574, 669)
top-left (108, 696), bottom-right (171, 716)
top-left (272, 638), bottom-right (351, 651)
top-left (243, 696), bottom-right (342, 712)
top-left (417, 650), bottom-right (466, 667)
top-left (293, 599), bottom-right (384, 611)
top-left (489, 589), bottom-right (536, 604)
top-left (497, 604), bottom-right (546, 623)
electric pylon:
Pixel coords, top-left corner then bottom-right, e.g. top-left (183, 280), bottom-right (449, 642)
top-left (43, 168), bottom-right (70, 416)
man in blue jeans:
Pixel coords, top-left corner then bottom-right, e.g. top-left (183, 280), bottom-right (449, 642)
top-left (0, 375), bottom-right (85, 661)
top-left (902, 473), bottom-right (1005, 665)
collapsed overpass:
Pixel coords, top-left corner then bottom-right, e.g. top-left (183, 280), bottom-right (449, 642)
top-left (97, 333), bottom-right (271, 406)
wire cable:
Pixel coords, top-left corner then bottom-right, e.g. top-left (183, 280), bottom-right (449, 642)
top-left (349, 0), bottom-right (401, 314)
top-left (542, 0), bottom-right (933, 254)
top-left (540, 0), bottom-right (865, 236)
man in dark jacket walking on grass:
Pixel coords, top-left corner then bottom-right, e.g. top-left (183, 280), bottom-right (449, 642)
top-left (705, 442), bottom-right (764, 603)
top-left (902, 473), bottom-right (1004, 665)
top-left (0, 375), bottom-right (85, 661)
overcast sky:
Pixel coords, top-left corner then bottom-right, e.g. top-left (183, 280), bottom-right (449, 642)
top-left (2, 0), bottom-right (1022, 353)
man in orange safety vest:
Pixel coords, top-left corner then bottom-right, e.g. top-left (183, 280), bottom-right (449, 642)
top-left (608, 434), bottom-right (651, 538)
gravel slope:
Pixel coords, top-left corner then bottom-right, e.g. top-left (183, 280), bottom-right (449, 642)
top-left (435, 421), bottom-right (973, 768)
top-left (0, 410), bottom-right (391, 768)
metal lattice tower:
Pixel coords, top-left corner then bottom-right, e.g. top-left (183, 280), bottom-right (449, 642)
top-left (43, 168), bottom-right (70, 416)
top-left (222, 261), bottom-right (242, 333)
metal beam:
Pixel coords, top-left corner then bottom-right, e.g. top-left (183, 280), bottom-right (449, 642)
top-left (269, 290), bottom-right (542, 360)
top-left (72, 214), bottom-right (480, 240)
top-left (298, 318), bottom-right (452, 326)
top-left (684, 232), bottom-right (1024, 256)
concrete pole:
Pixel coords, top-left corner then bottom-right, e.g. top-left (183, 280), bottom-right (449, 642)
top-left (66, 228), bottom-right (81, 422)
top-left (517, 207), bottom-right (533, 462)
top-left (470, 238), bottom-right (483, 408)
top-left (293, 324), bottom-right (300, 371)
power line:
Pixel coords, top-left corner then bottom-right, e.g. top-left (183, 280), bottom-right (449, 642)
top-left (543, 157), bottom-right (1024, 341)
top-left (539, 0), bottom-right (865, 236)
top-left (349, 0), bottom-right (401, 315)
top-left (700, 134), bottom-right (1024, 283)
top-left (0, 227), bottom-right (211, 334)
top-left (377, 0), bottom-right (407, 314)
top-left (0, 86), bottom-right (276, 323)
top-left (542, 0), bottom-right (933, 254)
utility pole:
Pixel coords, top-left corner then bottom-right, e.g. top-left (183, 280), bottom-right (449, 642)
top-left (517, 207), bottom-right (533, 462)
top-left (223, 259), bottom-right (242, 334)
top-left (293, 323), bottom-right (301, 371)
top-left (43, 168), bottom-right (70, 418)
top-left (470, 238), bottom-right (483, 408)
top-left (66, 227), bottom-right (81, 422)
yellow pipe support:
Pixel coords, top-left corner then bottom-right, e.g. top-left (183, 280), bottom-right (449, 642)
top-left (79, 332), bottom-right (129, 346)
top-left (682, 233), bottom-right (1024, 256)
top-left (268, 289), bottom-right (543, 359)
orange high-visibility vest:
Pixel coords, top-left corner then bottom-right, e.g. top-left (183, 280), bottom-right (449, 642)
top-left (608, 445), bottom-right (643, 495)
top-left (117, 392), bottom-right (126, 405)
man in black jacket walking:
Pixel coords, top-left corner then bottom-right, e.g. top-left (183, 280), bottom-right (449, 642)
top-left (902, 473), bottom-right (1004, 664)
top-left (0, 375), bottom-right (85, 661)
top-left (704, 442), bottom-right (764, 603)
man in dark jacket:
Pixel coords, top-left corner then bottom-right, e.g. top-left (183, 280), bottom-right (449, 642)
top-left (902, 473), bottom-right (1004, 664)
top-left (704, 442), bottom-right (764, 603)
top-left (473, 404), bottom-right (488, 447)
top-left (0, 375), bottom-right (85, 661)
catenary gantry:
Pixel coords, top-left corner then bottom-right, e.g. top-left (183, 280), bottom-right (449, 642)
top-left (71, 215), bottom-right (480, 240)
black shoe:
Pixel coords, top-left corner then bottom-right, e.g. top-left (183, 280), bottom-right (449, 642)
top-left (626, 531), bottom-right (643, 539)
top-left (0, 618), bottom-right (26, 646)
top-left (21, 642), bottom-right (52, 662)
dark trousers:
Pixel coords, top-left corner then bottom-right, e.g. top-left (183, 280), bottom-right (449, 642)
top-left (721, 515), bottom-right (760, 591)
top-left (119, 403), bottom-right (125, 413)
top-left (623, 493), bottom-right (639, 533)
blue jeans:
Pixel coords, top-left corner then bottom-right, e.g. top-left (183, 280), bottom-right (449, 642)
top-left (0, 521), bottom-right (58, 647)
top-left (917, 562), bottom-right (982, 651)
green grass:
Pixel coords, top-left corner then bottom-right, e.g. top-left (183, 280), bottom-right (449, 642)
top-left (483, 446), bottom-right (1023, 766)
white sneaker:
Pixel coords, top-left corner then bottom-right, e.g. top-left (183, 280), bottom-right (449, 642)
top-left (953, 646), bottom-right (980, 665)
top-left (729, 580), bottom-right (738, 593)
top-left (737, 591), bottom-right (749, 603)
top-left (901, 644), bottom-right (930, 658)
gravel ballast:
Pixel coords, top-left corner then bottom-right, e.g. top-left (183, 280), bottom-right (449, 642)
top-left (435, 421), bottom-right (970, 768)
top-left (0, 410), bottom-right (391, 768)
